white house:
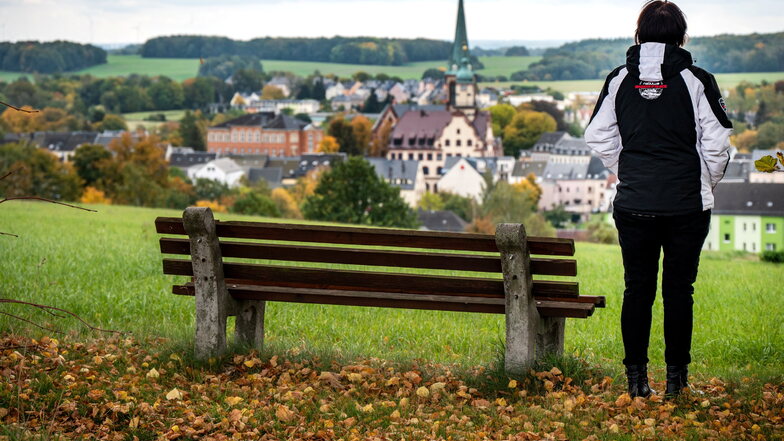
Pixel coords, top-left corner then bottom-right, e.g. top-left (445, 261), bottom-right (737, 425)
top-left (187, 158), bottom-right (245, 188)
top-left (367, 158), bottom-right (426, 208)
top-left (437, 157), bottom-right (486, 202)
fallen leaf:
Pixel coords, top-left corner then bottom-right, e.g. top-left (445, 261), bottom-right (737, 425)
top-left (146, 368), bottom-right (160, 379)
top-left (416, 386), bottom-right (430, 398)
top-left (508, 379), bottom-right (518, 389)
top-left (225, 396), bottom-right (243, 406)
top-left (165, 388), bottom-right (183, 400)
top-left (275, 404), bottom-right (295, 422)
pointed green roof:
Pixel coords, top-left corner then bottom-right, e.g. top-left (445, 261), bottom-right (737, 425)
top-left (447, 0), bottom-right (471, 74)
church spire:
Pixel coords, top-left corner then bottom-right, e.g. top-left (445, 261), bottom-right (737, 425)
top-left (448, 0), bottom-right (471, 73)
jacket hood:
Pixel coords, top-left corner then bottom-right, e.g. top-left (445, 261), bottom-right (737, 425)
top-left (626, 42), bottom-right (693, 82)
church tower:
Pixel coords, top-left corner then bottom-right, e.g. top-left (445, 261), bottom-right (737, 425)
top-left (445, 0), bottom-right (478, 118)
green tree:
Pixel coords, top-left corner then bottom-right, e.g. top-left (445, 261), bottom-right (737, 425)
top-left (586, 215), bottom-right (618, 244)
top-left (73, 144), bottom-right (111, 186)
top-left (95, 114), bottom-right (128, 131)
top-left (440, 192), bottom-right (476, 222)
top-left (327, 115), bottom-right (358, 156)
top-left (179, 111), bottom-right (207, 150)
top-left (417, 191), bottom-right (444, 211)
top-left (503, 110), bottom-right (557, 157)
top-left (232, 191), bottom-right (281, 217)
top-left (183, 77), bottom-right (216, 109)
top-left (755, 121), bottom-right (784, 149)
top-left (148, 77), bottom-right (185, 110)
top-left (543, 204), bottom-right (571, 228)
top-left (193, 178), bottom-right (233, 201)
top-left (488, 104), bottom-right (516, 138)
top-left (302, 156), bottom-right (419, 228)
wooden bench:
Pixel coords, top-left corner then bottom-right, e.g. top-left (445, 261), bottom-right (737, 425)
top-left (156, 207), bottom-right (605, 375)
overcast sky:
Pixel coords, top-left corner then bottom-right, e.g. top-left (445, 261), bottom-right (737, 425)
top-left (1, 0), bottom-right (782, 47)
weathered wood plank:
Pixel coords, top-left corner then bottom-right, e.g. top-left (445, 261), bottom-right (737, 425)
top-left (154, 217), bottom-right (576, 256)
top-left (159, 238), bottom-right (577, 276)
top-left (162, 259), bottom-right (580, 298)
top-left (535, 300), bottom-right (594, 318)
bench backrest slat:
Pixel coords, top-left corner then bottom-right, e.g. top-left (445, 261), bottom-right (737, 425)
top-left (162, 258), bottom-right (579, 298)
top-left (155, 217), bottom-right (576, 256)
top-left (159, 238), bottom-right (577, 277)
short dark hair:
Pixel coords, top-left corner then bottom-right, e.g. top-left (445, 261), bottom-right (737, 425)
top-left (635, 1), bottom-right (688, 47)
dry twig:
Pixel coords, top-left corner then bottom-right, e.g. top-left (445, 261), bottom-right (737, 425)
top-left (0, 299), bottom-right (125, 335)
top-left (0, 100), bottom-right (39, 113)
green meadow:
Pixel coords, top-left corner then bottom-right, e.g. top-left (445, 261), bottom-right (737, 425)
top-left (1, 54), bottom-right (781, 93)
top-left (0, 202), bottom-right (781, 381)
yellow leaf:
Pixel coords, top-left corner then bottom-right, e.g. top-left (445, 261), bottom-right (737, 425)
top-left (225, 396), bottom-right (244, 406)
top-left (165, 388), bottom-right (182, 400)
top-left (544, 380), bottom-right (554, 391)
top-left (399, 397), bottom-right (409, 407)
top-left (701, 399), bottom-right (710, 408)
top-left (416, 386), bottom-right (430, 398)
top-left (495, 398), bottom-right (507, 406)
top-left (755, 155), bottom-right (779, 173)
top-left (609, 423), bottom-right (619, 433)
top-left (359, 403), bottom-right (373, 413)
top-left (146, 368), bottom-right (160, 379)
top-left (244, 360), bottom-right (255, 368)
top-left (319, 404), bottom-right (330, 412)
top-left (644, 418), bottom-right (655, 426)
top-left (385, 377), bottom-right (399, 386)
top-left (430, 382), bottom-right (446, 392)
top-left (128, 416), bottom-right (139, 429)
top-left (615, 393), bottom-right (632, 407)
top-left (275, 404), bottom-right (295, 422)
top-left (550, 367), bottom-right (562, 376)
top-left (508, 379), bottom-right (518, 389)
top-left (347, 373), bottom-right (363, 383)
top-left (563, 398), bottom-right (575, 412)
top-left (324, 419), bottom-right (334, 428)
top-left (390, 410), bottom-right (400, 420)
top-left (171, 425), bottom-right (180, 433)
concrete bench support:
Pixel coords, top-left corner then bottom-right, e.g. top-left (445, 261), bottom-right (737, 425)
top-left (183, 207), bottom-right (265, 360)
top-left (495, 223), bottom-right (565, 376)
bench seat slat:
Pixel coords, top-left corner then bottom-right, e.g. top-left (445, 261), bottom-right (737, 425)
top-left (155, 217), bottom-right (575, 256)
top-left (172, 284), bottom-right (596, 318)
top-left (159, 238), bottom-right (577, 276)
top-left (162, 258), bottom-right (579, 298)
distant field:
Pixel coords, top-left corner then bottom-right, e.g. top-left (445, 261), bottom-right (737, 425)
top-left (0, 55), bottom-right (540, 83)
top-left (123, 109), bottom-right (187, 130)
top-left (0, 54), bottom-right (781, 94)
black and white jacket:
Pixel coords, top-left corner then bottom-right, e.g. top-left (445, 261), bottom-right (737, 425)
top-left (585, 42), bottom-right (733, 215)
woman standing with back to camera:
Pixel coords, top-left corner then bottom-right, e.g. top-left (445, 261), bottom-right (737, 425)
top-left (585, 1), bottom-right (733, 398)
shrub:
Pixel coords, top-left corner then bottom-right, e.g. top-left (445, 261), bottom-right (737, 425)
top-left (761, 250), bottom-right (784, 263)
top-left (195, 199), bottom-right (227, 213)
top-left (80, 186), bottom-right (111, 205)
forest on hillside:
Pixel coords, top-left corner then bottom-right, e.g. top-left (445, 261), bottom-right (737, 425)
top-left (141, 36), bottom-right (453, 66)
top-left (0, 41), bottom-right (107, 74)
top-left (511, 32), bottom-right (784, 81)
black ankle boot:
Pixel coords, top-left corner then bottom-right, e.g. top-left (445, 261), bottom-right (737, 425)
top-left (665, 365), bottom-right (689, 398)
top-left (625, 364), bottom-right (653, 398)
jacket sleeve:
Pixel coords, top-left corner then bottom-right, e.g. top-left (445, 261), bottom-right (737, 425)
top-left (697, 73), bottom-right (733, 189)
top-left (585, 67), bottom-right (627, 175)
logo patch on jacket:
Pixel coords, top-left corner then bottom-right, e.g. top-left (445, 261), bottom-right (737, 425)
top-left (719, 97), bottom-right (728, 113)
top-left (635, 81), bottom-right (667, 100)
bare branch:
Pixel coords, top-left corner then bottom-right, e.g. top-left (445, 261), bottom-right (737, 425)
top-left (0, 299), bottom-right (125, 334)
top-left (0, 196), bottom-right (97, 212)
top-left (0, 311), bottom-right (65, 335)
top-left (0, 101), bottom-right (40, 114)
top-left (0, 167), bottom-right (23, 182)
top-left (0, 231), bottom-right (19, 238)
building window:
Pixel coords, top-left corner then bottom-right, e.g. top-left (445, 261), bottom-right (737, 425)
top-left (418, 153), bottom-right (424, 160)
top-left (437, 166), bottom-right (443, 175)
top-left (423, 166), bottom-right (430, 175)
top-left (467, 139), bottom-right (472, 146)
top-left (445, 140), bottom-right (450, 147)
top-left (766, 243), bottom-right (777, 251)
top-left (427, 153), bottom-right (433, 161)
top-left (752, 242), bottom-right (756, 251)
top-left (437, 153), bottom-right (443, 160)
top-left (743, 223), bottom-right (747, 232)
top-left (456, 129), bottom-right (461, 135)
top-left (408, 153), bottom-right (414, 160)
top-left (723, 233), bottom-right (731, 243)
top-left (766, 223), bottom-right (777, 233)
top-left (456, 140), bottom-right (462, 147)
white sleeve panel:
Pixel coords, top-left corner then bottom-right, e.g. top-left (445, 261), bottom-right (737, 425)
top-left (585, 68), bottom-right (628, 175)
top-left (697, 92), bottom-right (733, 188)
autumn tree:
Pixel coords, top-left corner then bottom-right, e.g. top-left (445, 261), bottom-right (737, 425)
top-left (0, 142), bottom-right (82, 201)
top-left (503, 110), bottom-right (557, 157)
top-left (350, 115), bottom-right (373, 155)
top-left (271, 187), bottom-right (302, 219)
top-left (97, 133), bottom-right (170, 206)
top-left (95, 114), bottom-right (128, 131)
top-left (302, 156), bottom-right (418, 228)
top-left (317, 136), bottom-right (340, 153)
top-left (370, 119), bottom-right (393, 157)
top-left (417, 192), bottom-right (444, 211)
top-left (261, 84), bottom-right (285, 100)
top-left (488, 104), bottom-right (516, 139)
top-left (327, 115), bottom-right (358, 155)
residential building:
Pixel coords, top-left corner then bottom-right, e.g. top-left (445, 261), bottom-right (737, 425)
top-left (206, 112), bottom-right (324, 157)
top-left (704, 182), bottom-right (784, 253)
top-left (537, 155), bottom-right (614, 219)
top-left (187, 158), bottom-right (245, 187)
top-left (367, 158), bottom-right (425, 208)
top-left (31, 131), bottom-right (98, 162)
top-left (229, 93), bottom-right (320, 115)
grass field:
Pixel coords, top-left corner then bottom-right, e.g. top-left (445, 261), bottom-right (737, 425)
top-left (122, 109), bottom-right (188, 130)
top-left (0, 202), bottom-right (781, 382)
top-left (0, 55), bottom-right (540, 84)
top-left (1, 54), bottom-right (782, 94)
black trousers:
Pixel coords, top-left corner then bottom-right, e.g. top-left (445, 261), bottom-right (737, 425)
top-left (612, 208), bottom-right (711, 366)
